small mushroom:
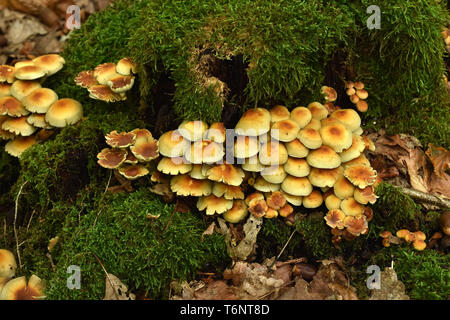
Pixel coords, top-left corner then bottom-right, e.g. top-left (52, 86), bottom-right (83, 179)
top-left (45, 98), bottom-right (83, 128)
top-left (22, 88), bottom-right (58, 113)
top-left (440, 211), bottom-right (450, 236)
top-left (306, 146), bottom-right (341, 169)
top-left (235, 108), bottom-right (271, 136)
top-left (74, 70), bottom-right (98, 88)
top-left (321, 86), bottom-right (337, 102)
top-left (324, 209), bottom-right (346, 229)
top-left (343, 164), bottom-right (377, 189)
top-left (32, 54), bottom-right (65, 76)
top-left (157, 157), bottom-right (192, 175)
top-left (4, 135), bottom-right (37, 157)
top-left (0, 275), bottom-right (45, 300)
top-left (14, 65), bottom-right (46, 80)
top-left (0, 65), bottom-right (15, 83)
top-left (223, 200), bottom-right (248, 223)
top-left (170, 174), bottom-right (212, 197)
top-left (197, 195), bottom-right (233, 215)
top-left (0, 249), bottom-right (17, 280)
top-left (130, 136), bottom-right (159, 162)
top-left (205, 163), bottom-right (245, 186)
top-left (105, 130), bottom-right (136, 148)
top-left (0, 96), bottom-right (29, 117)
top-left (10, 80), bottom-right (41, 101)
top-left (88, 84), bottom-right (126, 102)
top-left (118, 164), bottom-right (150, 180)
top-left (97, 148), bottom-right (128, 169)
top-left (212, 182), bottom-right (244, 200)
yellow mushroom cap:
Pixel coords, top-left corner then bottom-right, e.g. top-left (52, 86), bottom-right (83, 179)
top-left (253, 176), bottom-right (281, 193)
top-left (204, 122), bottom-right (226, 143)
top-left (330, 109), bottom-right (361, 132)
top-left (74, 70), bottom-right (98, 88)
top-left (265, 191), bottom-right (286, 210)
top-left (14, 65), bottom-right (46, 80)
top-left (0, 83), bottom-right (11, 98)
top-left (32, 54), bottom-right (65, 76)
top-left (270, 119), bottom-right (300, 142)
top-left (26, 114), bottom-right (52, 129)
top-left (14, 60), bottom-right (34, 69)
top-left (248, 199), bottom-right (269, 218)
top-left (339, 134), bottom-right (365, 162)
top-left (88, 84), bottom-right (126, 102)
top-left (340, 197), bottom-right (365, 216)
top-left (321, 86), bottom-right (337, 102)
top-left (307, 102), bottom-right (329, 120)
top-left (10, 80), bottom-right (42, 101)
top-left (356, 100), bottom-right (368, 113)
top-left (324, 209), bottom-right (346, 229)
top-left (412, 239), bottom-right (427, 251)
top-left (212, 182), bottom-right (244, 200)
top-left (303, 190), bottom-right (323, 208)
top-left (413, 231), bottom-right (426, 241)
top-left (130, 137), bottom-right (159, 162)
top-left (116, 58), bottom-right (137, 75)
top-left (206, 163), bottom-right (245, 186)
top-left (0, 116), bottom-right (15, 139)
top-left (343, 154), bottom-right (371, 168)
top-left (0, 65), bottom-right (15, 83)
top-left (285, 139), bottom-right (309, 158)
top-left (356, 89), bottom-right (368, 100)
top-left (131, 128), bottom-right (153, 142)
top-left (97, 148), bottom-right (128, 169)
top-left (118, 164), bottom-right (149, 180)
top-left (0, 275), bottom-right (45, 300)
top-left (0, 96), bottom-right (29, 117)
top-left (2, 116), bottom-right (37, 136)
top-left (354, 186), bottom-right (377, 205)
top-left (245, 192), bottom-right (265, 206)
top-left (297, 128), bottom-right (322, 149)
top-left (223, 200), bottom-right (248, 223)
top-left (304, 118), bottom-right (321, 131)
top-left (344, 215), bottom-right (368, 236)
top-left (325, 194), bottom-right (342, 210)
top-left (284, 157), bottom-right (311, 178)
top-left (343, 164), bottom-right (377, 188)
top-left (234, 135), bottom-right (259, 158)
top-left (189, 164), bottom-right (210, 179)
top-left (105, 130), bottom-right (136, 148)
top-left (270, 105), bottom-right (290, 122)
top-left (170, 174), bottom-right (212, 196)
top-left (319, 123), bottom-right (353, 153)
top-left (157, 157), bottom-right (192, 175)
top-left (281, 191), bottom-right (303, 206)
top-left (289, 106), bottom-right (312, 128)
top-left (308, 166), bottom-right (343, 188)
top-left (281, 175), bottom-right (312, 196)
top-left (197, 195), bottom-right (233, 215)
top-left (4, 135), bottom-right (37, 157)
top-left (353, 127), bottom-right (364, 135)
top-left (94, 63), bottom-right (119, 85)
top-left (241, 155), bottom-right (264, 172)
top-left (259, 141), bottom-right (288, 165)
top-left (45, 98), bottom-right (83, 128)
top-left (264, 208), bottom-right (279, 219)
top-left (185, 140), bottom-right (224, 164)
top-left (278, 204), bottom-right (294, 218)
top-left (0, 249), bottom-right (17, 279)
top-left (235, 108), bottom-right (271, 136)
top-left (22, 88), bottom-right (58, 113)
top-left (333, 175), bottom-right (355, 199)
top-left (106, 75), bottom-right (135, 93)
top-left (261, 165), bottom-right (287, 184)
top-left (306, 146), bottom-right (341, 169)
top-left (158, 130), bottom-right (190, 158)
top-left (178, 120), bottom-right (209, 141)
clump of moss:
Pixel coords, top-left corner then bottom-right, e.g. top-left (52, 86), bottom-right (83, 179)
top-left (352, 246), bottom-right (450, 300)
top-left (11, 188), bottom-right (229, 299)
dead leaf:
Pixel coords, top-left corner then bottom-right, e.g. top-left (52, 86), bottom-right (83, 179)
top-left (399, 148), bottom-right (429, 193)
top-left (103, 273), bottom-right (136, 300)
top-left (227, 215), bottom-right (263, 261)
top-left (426, 143), bottom-right (450, 178)
top-left (193, 280), bottom-right (239, 300)
top-left (201, 222), bottom-right (216, 242)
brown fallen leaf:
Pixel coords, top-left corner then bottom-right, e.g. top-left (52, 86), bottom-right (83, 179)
top-left (426, 143), bottom-right (450, 178)
top-left (201, 222), bottom-right (216, 242)
top-left (193, 280), bottom-right (239, 300)
top-left (399, 148), bottom-right (429, 193)
top-left (103, 273), bottom-right (136, 300)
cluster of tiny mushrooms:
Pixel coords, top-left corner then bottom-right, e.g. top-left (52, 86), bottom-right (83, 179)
top-left (0, 249), bottom-right (44, 300)
top-left (97, 82), bottom-right (381, 243)
top-left (0, 54), bottom-right (83, 157)
top-left (74, 58), bottom-right (137, 102)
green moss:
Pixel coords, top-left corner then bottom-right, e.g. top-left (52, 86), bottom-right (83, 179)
top-left (10, 188), bottom-right (229, 299)
top-left (258, 219), bottom-right (303, 260)
top-left (293, 213), bottom-right (334, 260)
top-left (352, 246), bottom-right (450, 300)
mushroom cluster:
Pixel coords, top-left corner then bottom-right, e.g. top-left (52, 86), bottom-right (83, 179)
top-left (1, 54), bottom-right (83, 157)
top-left (345, 81), bottom-right (369, 113)
top-left (0, 249), bottom-right (45, 300)
top-left (380, 229), bottom-right (427, 251)
top-left (97, 129), bottom-right (159, 180)
top-left (75, 58), bottom-right (137, 102)
top-left (147, 90), bottom-right (379, 233)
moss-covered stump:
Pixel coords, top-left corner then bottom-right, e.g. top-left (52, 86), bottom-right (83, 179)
top-left (0, 0), bottom-right (449, 300)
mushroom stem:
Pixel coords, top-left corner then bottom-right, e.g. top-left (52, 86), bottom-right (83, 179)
top-left (394, 186), bottom-right (450, 209)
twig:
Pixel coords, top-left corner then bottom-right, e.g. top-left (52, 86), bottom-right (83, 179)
top-left (46, 253), bottom-right (56, 272)
top-left (395, 186), bottom-right (450, 208)
top-left (93, 171), bottom-right (112, 227)
top-left (26, 210), bottom-right (35, 232)
top-left (14, 181), bottom-right (28, 270)
top-left (163, 207), bottom-right (177, 234)
top-left (92, 253), bottom-right (119, 300)
top-left (268, 230), bottom-right (297, 268)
